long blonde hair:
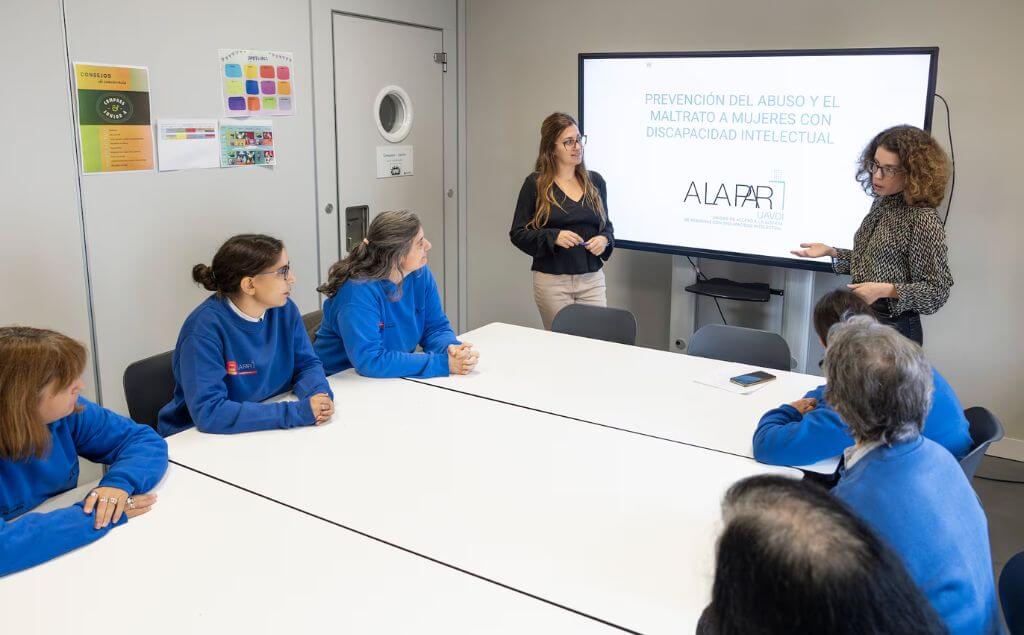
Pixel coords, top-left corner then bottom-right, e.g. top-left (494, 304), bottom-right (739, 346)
top-left (0, 326), bottom-right (86, 461)
top-left (527, 112), bottom-right (606, 230)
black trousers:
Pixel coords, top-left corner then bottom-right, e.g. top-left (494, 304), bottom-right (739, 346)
top-left (872, 300), bottom-right (923, 346)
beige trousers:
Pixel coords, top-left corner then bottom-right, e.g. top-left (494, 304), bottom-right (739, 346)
top-left (532, 270), bottom-right (607, 330)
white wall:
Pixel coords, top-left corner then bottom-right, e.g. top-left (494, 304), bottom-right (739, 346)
top-left (0, 0), bottom-right (97, 400)
top-left (465, 0), bottom-right (1024, 443)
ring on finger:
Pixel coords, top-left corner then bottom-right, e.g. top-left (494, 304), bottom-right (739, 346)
top-left (98, 497), bottom-right (110, 503)
top-left (127, 497), bottom-right (136, 510)
top-left (88, 490), bottom-right (99, 498)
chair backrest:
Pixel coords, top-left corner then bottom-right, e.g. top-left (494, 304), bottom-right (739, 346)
top-left (302, 309), bottom-right (323, 344)
top-left (122, 351), bottom-right (175, 430)
top-left (687, 324), bottom-right (791, 371)
top-left (551, 304), bottom-right (637, 346)
top-left (959, 406), bottom-right (1006, 480)
top-left (1000, 550), bottom-right (1024, 635)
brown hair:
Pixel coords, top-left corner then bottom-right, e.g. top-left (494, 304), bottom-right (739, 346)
top-left (192, 234), bottom-right (284, 295)
top-left (0, 326), bottom-right (87, 461)
top-left (527, 112), bottom-right (606, 230)
top-left (813, 289), bottom-right (876, 345)
top-left (317, 210), bottom-right (421, 299)
top-left (855, 125), bottom-right (950, 208)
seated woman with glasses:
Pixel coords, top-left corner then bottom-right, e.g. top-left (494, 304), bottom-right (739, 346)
top-left (314, 210), bottom-right (477, 379)
top-left (752, 289), bottom-right (971, 467)
top-left (509, 112), bottom-right (615, 330)
top-left (792, 126), bottom-right (953, 344)
top-left (157, 234), bottom-right (334, 436)
top-left (1, 326), bottom-right (167, 576)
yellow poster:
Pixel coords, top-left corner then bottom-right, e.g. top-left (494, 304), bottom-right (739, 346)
top-left (74, 63), bottom-right (154, 173)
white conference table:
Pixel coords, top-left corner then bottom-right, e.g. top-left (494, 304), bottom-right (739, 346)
top-left (166, 373), bottom-right (799, 635)
top-left (414, 322), bottom-right (839, 473)
top-left (2, 465), bottom-right (622, 635)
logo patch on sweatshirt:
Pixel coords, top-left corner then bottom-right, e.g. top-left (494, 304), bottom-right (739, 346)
top-left (226, 361), bottom-right (257, 376)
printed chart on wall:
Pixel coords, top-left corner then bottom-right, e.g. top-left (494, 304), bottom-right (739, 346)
top-left (157, 119), bottom-right (219, 171)
top-left (219, 50), bottom-right (294, 117)
top-left (74, 63), bottom-right (154, 174)
top-left (220, 120), bottom-right (275, 167)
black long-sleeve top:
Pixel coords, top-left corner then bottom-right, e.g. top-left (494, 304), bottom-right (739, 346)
top-left (832, 193), bottom-right (953, 316)
top-left (509, 171), bottom-right (615, 275)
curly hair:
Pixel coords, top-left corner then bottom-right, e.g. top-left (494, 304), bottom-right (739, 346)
top-left (855, 125), bottom-right (950, 208)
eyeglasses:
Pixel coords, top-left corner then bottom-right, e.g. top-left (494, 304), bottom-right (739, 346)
top-left (253, 263), bottom-right (291, 280)
top-left (560, 135), bottom-right (587, 150)
top-left (866, 160), bottom-right (904, 178)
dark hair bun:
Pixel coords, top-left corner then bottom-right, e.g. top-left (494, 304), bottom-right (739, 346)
top-left (192, 263), bottom-right (217, 291)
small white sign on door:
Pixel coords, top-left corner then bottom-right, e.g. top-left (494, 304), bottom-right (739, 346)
top-left (376, 145), bottom-right (414, 178)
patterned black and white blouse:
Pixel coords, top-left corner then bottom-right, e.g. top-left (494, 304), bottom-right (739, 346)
top-left (832, 193), bottom-right (953, 316)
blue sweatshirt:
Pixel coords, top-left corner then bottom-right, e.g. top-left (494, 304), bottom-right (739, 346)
top-left (833, 437), bottom-right (999, 634)
top-left (752, 368), bottom-right (972, 466)
top-left (314, 267), bottom-right (460, 378)
top-left (1, 397), bottom-right (168, 576)
top-left (157, 296), bottom-right (333, 436)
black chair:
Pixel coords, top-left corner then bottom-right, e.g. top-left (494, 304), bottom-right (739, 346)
top-left (687, 324), bottom-right (791, 371)
top-left (551, 304), bottom-right (637, 346)
top-left (302, 309), bottom-right (323, 344)
top-left (1001, 550), bottom-right (1024, 635)
top-left (122, 351), bottom-right (175, 431)
top-left (960, 407), bottom-right (1005, 480)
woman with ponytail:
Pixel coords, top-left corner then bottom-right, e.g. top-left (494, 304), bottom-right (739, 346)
top-left (510, 112), bottom-right (615, 329)
top-left (157, 234), bottom-right (334, 436)
top-left (314, 210), bottom-right (476, 378)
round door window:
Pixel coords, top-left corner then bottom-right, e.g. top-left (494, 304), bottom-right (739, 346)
top-left (374, 86), bottom-right (413, 143)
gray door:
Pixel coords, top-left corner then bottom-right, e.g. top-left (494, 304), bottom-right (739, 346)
top-left (333, 13), bottom-right (446, 296)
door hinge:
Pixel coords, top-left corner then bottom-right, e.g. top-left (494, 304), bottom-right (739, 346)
top-left (434, 51), bottom-right (447, 73)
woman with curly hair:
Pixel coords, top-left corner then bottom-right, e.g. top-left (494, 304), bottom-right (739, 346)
top-left (509, 112), bottom-right (615, 330)
top-left (792, 125), bottom-right (953, 344)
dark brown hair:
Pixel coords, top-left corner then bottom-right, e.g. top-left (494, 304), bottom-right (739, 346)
top-left (192, 234), bottom-right (284, 295)
top-left (527, 112), bottom-right (606, 230)
top-left (0, 326), bottom-right (87, 460)
top-left (855, 125), bottom-right (950, 208)
top-left (317, 210), bottom-right (421, 299)
top-left (813, 289), bottom-right (875, 345)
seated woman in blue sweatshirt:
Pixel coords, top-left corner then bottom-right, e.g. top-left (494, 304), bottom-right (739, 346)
top-left (825, 316), bottom-right (998, 634)
top-left (314, 210), bottom-right (478, 378)
top-left (157, 234), bottom-right (334, 436)
top-left (1, 327), bottom-right (167, 576)
top-left (753, 290), bottom-right (971, 466)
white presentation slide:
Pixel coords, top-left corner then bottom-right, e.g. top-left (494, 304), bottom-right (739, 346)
top-left (581, 52), bottom-right (935, 266)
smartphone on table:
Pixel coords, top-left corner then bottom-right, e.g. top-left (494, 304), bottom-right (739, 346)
top-left (729, 370), bottom-right (776, 387)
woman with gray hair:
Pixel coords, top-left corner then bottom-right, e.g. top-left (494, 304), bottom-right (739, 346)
top-left (826, 316), bottom-right (998, 634)
top-left (314, 210), bottom-right (477, 378)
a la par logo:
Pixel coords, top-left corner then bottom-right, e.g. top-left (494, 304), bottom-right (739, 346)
top-left (683, 177), bottom-right (786, 220)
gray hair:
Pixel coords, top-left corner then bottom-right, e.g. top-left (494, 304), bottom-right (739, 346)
top-left (823, 315), bottom-right (933, 445)
top-left (317, 210), bottom-right (421, 299)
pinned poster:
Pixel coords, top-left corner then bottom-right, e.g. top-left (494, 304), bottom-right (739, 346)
top-left (73, 63), bottom-right (154, 174)
top-left (220, 120), bottom-right (275, 167)
top-left (157, 119), bottom-right (219, 171)
top-left (219, 49), bottom-right (294, 117)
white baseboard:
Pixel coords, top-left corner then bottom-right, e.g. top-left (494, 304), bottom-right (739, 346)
top-left (986, 436), bottom-right (1024, 462)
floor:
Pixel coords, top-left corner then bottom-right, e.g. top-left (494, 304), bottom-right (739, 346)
top-left (973, 455), bottom-right (1024, 630)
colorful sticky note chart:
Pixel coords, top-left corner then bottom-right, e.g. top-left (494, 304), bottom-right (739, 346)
top-left (220, 50), bottom-right (295, 117)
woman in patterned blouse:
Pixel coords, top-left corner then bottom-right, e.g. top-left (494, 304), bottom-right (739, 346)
top-left (792, 126), bottom-right (952, 345)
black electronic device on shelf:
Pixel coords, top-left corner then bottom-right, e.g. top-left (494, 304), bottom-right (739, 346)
top-left (685, 277), bottom-right (784, 303)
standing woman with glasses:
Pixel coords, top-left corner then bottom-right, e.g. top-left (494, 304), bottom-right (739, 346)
top-left (510, 112), bottom-right (615, 330)
top-left (157, 234), bottom-right (334, 436)
top-left (792, 125), bottom-right (953, 344)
